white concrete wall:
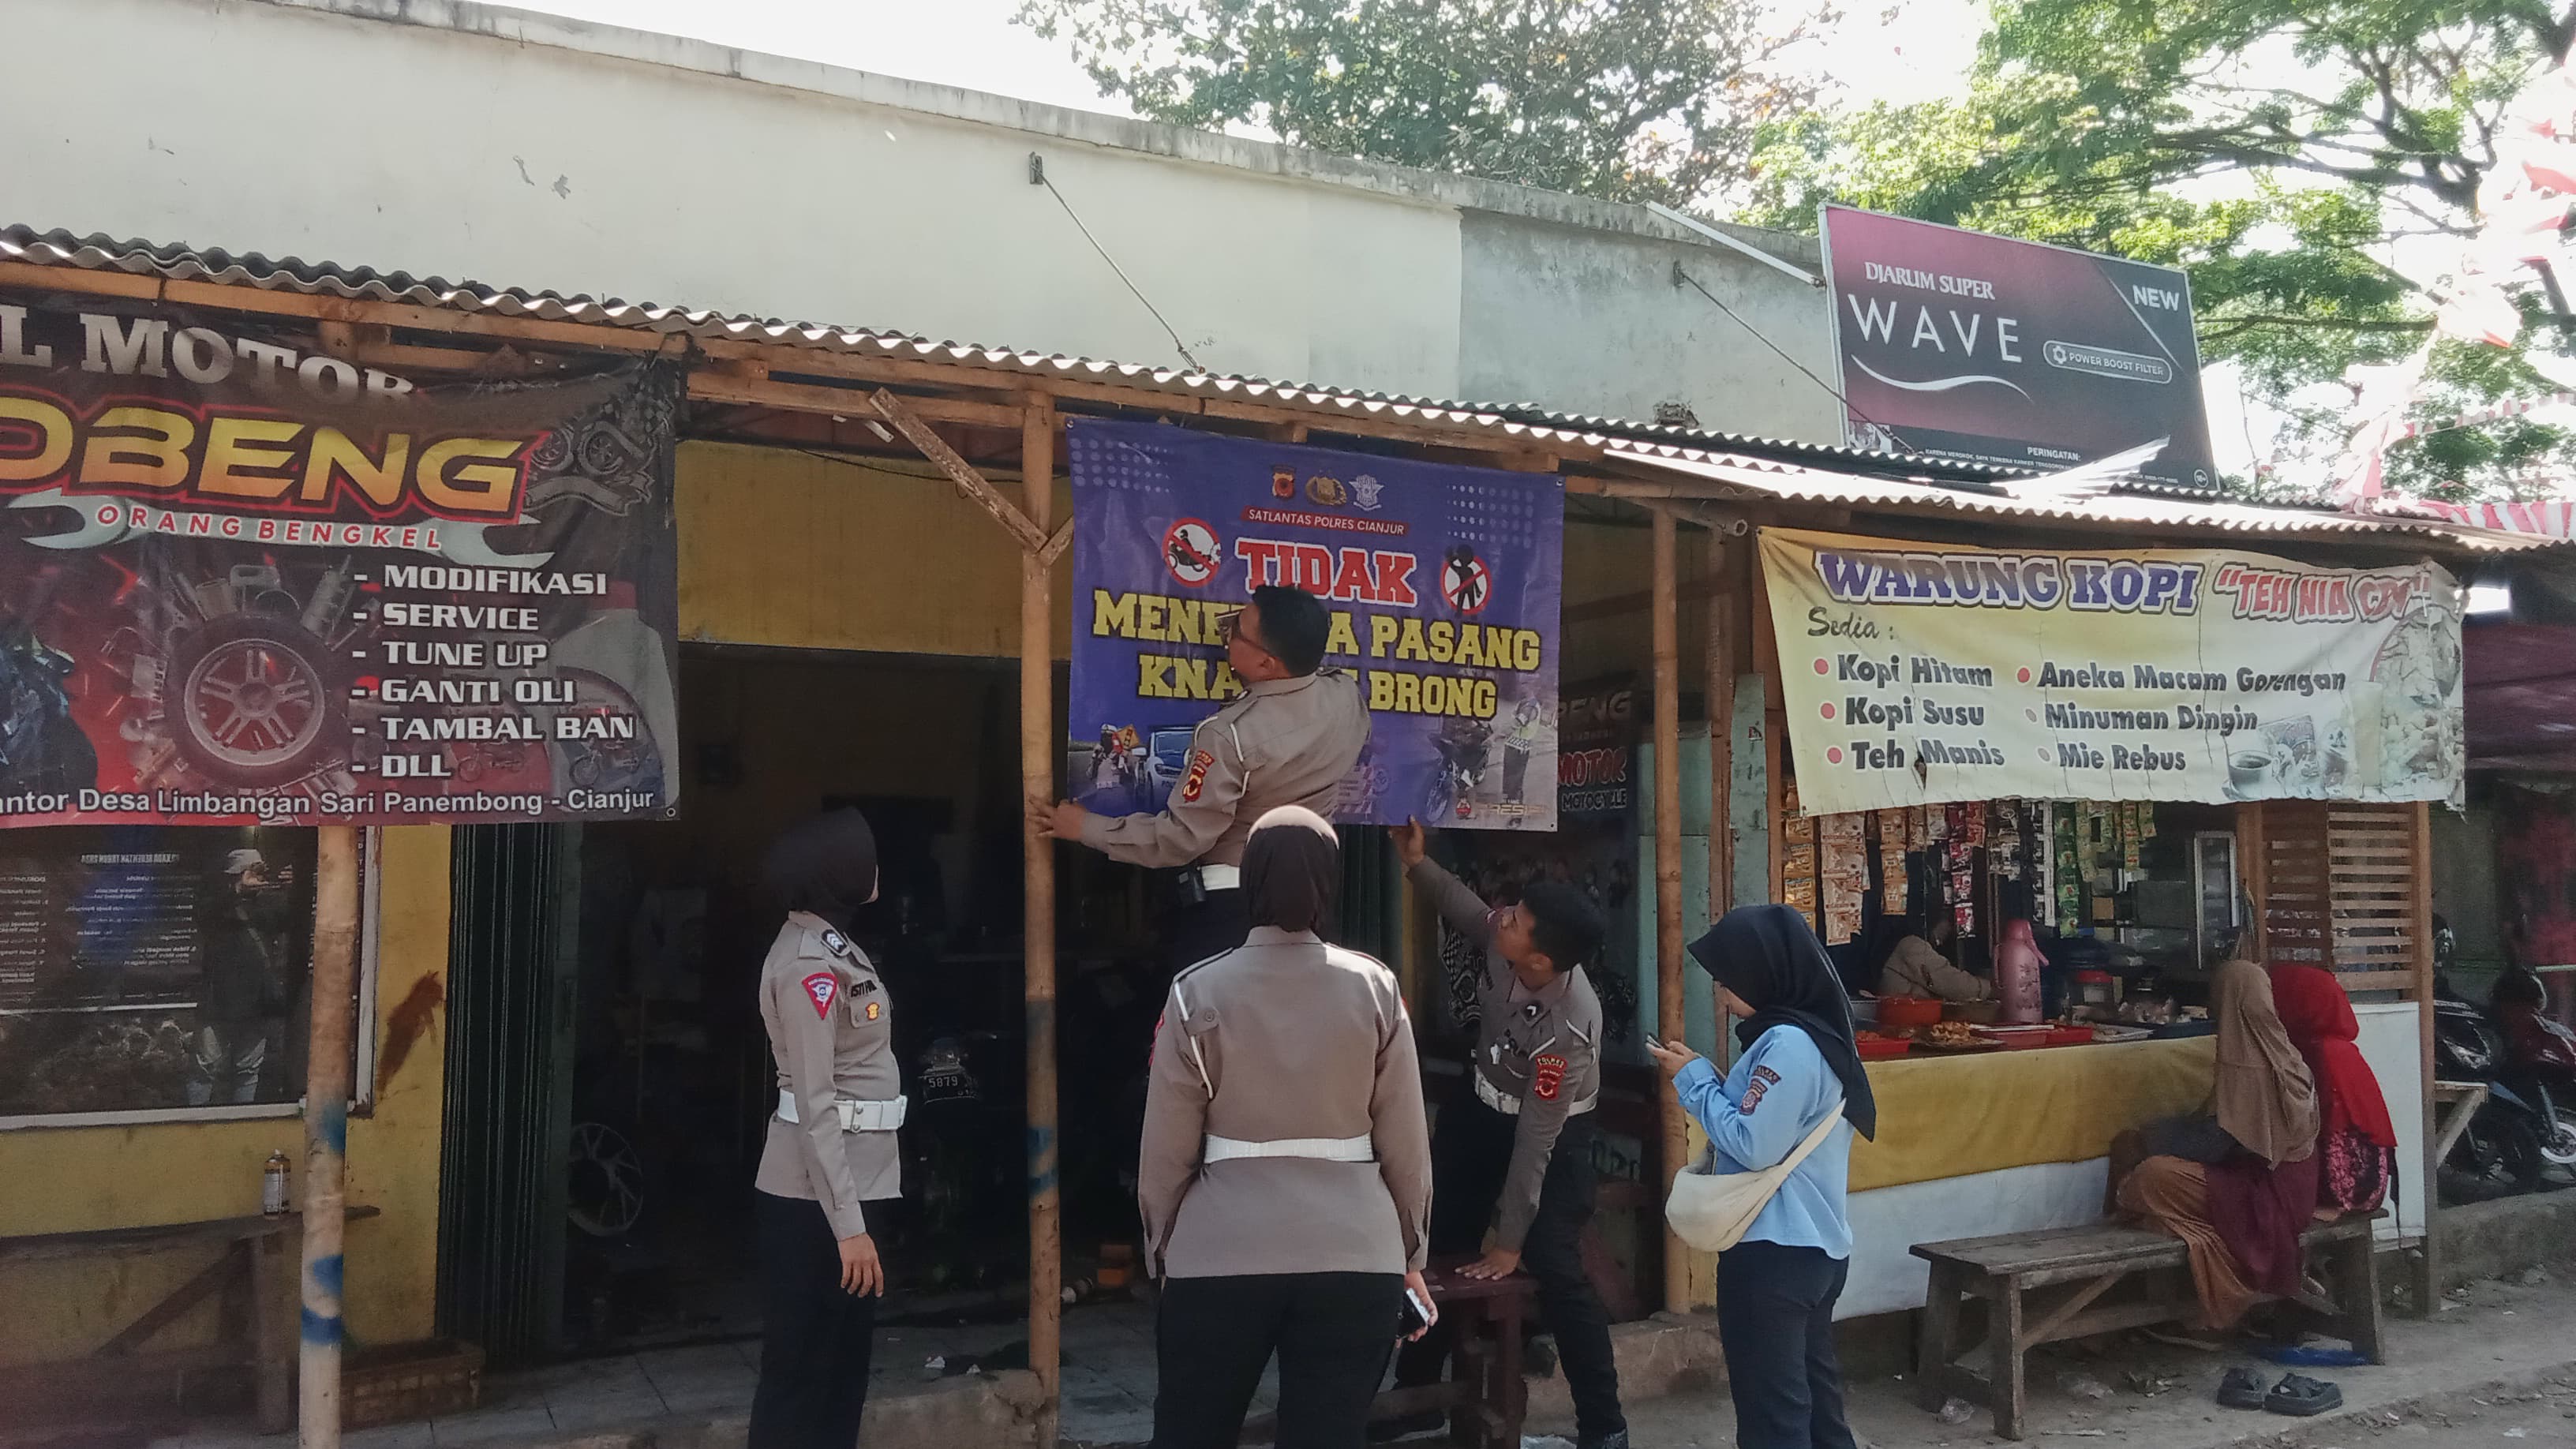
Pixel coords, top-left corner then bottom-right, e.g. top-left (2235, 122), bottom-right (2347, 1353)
top-left (0, 0), bottom-right (1840, 440)
top-left (1460, 211), bottom-right (1840, 443)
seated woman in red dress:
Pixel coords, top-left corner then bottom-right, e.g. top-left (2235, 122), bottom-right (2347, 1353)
top-left (2270, 963), bottom-right (2397, 1216)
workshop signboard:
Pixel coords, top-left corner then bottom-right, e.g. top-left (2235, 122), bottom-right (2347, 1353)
top-left (1066, 419), bottom-right (1564, 830)
top-left (0, 298), bottom-right (680, 826)
top-left (1762, 527), bottom-right (2465, 816)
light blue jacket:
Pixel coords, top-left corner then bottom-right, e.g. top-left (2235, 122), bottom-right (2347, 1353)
top-left (1672, 1024), bottom-right (1853, 1258)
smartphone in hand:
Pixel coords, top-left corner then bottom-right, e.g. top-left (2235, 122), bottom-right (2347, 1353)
top-left (1398, 1286), bottom-right (1433, 1338)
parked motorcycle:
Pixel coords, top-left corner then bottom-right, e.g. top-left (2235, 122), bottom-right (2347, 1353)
top-left (2435, 963), bottom-right (2576, 1194)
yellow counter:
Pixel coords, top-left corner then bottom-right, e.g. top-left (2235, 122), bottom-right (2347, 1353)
top-left (1848, 1037), bottom-right (2218, 1193)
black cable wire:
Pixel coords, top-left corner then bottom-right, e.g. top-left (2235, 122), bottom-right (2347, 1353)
top-left (1040, 170), bottom-right (1205, 373)
top-left (1674, 264), bottom-right (1912, 451)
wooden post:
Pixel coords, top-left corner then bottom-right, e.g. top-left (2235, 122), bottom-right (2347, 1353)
top-left (1705, 530), bottom-right (1735, 977)
top-left (298, 825), bottom-right (361, 1449)
top-left (2409, 800), bottom-right (2439, 1311)
top-left (1021, 398), bottom-right (1063, 1447)
top-left (1650, 507), bottom-right (1689, 1312)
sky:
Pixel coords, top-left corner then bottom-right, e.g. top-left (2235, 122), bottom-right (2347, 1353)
top-left (511, 0), bottom-right (1988, 118)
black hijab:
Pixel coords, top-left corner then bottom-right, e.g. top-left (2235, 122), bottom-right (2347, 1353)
top-left (1244, 805), bottom-right (1339, 935)
top-left (761, 808), bottom-right (878, 931)
top-left (1687, 904), bottom-right (1878, 1140)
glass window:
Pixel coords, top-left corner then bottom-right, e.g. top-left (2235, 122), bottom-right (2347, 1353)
top-left (0, 825), bottom-right (325, 1120)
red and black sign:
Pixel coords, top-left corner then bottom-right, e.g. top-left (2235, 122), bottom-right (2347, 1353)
top-left (1558, 675), bottom-right (1637, 819)
top-left (0, 297), bottom-right (680, 827)
top-left (1820, 206), bottom-right (2217, 490)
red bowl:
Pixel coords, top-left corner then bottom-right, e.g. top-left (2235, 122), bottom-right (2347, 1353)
top-left (1878, 996), bottom-right (1943, 1028)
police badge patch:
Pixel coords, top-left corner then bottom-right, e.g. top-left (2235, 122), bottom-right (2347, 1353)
top-left (1533, 1053), bottom-right (1567, 1102)
top-left (1181, 749), bottom-right (1214, 803)
top-left (802, 972), bottom-right (838, 1019)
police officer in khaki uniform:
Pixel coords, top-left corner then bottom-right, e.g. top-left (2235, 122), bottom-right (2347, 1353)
top-left (749, 809), bottom-right (904, 1449)
top-left (1036, 585), bottom-right (1369, 975)
top-left (1140, 806), bottom-right (1436, 1449)
top-left (1386, 820), bottom-right (1627, 1449)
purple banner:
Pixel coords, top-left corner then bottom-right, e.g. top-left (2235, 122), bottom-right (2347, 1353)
top-left (1066, 420), bottom-right (1563, 831)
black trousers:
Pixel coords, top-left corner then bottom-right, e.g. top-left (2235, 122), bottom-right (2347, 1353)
top-left (1713, 1240), bottom-right (1856, 1449)
top-left (1152, 1272), bottom-right (1403, 1449)
top-left (1162, 886), bottom-right (1250, 979)
top-left (1393, 1097), bottom-right (1625, 1442)
top-left (749, 1192), bottom-right (878, 1449)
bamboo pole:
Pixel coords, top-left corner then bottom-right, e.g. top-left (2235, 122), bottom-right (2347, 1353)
top-left (1705, 530), bottom-right (1735, 1046)
top-left (2410, 800), bottom-right (2439, 1306)
top-left (1650, 507), bottom-right (1689, 1312)
top-left (298, 825), bottom-right (361, 1449)
top-left (1021, 397), bottom-right (1064, 1448)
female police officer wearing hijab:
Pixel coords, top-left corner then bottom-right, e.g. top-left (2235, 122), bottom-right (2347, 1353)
top-left (750, 809), bottom-right (903, 1449)
top-left (1138, 806), bottom-right (1436, 1449)
top-left (1646, 904), bottom-right (1877, 1449)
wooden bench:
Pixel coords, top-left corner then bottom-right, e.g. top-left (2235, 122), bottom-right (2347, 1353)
top-left (0, 1207), bottom-right (380, 1434)
top-left (1911, 1213), bottom-right (2383, 1440)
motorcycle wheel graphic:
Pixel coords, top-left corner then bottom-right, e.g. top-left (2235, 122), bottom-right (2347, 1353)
top-left (167, 612), bottom-right (339, 788)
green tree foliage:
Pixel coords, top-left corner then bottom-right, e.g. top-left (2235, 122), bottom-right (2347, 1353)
top-left (1015, 0), bottom-right (1832, 206)
top-left (1748, 0), bottom-right (2576, 498)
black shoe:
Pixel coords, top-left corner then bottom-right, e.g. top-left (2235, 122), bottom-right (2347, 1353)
top-left (1366, 1409), bottom-right (1443, 1443)
top-left (1578, 1432), bottom-right (1631, 1449)
top-left (2216, 1366), bottom-right (2267, 1410)
top-left (2263, 1373), bottom-right (2343, 1417)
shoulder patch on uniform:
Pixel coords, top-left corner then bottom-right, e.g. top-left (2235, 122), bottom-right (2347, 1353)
top-left (801, 972), bottom-right (838, 1019)
top-left (1180, 749), bottom-right (1215, 803)
top-left (1533, 1053), bottom-right (1567, 1102)
top-left (821, 929), bottom-right (853, 958)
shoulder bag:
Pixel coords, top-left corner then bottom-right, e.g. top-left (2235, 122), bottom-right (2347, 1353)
top-left (1664, 1097), bottom-right (1844, 1253)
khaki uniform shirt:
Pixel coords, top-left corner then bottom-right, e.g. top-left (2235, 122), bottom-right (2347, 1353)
top-left (1410, 859), bottom-right (1601, 1252)
top-left (1081, 671), bottom-right (1370, 868)
top-left (1881, 935), bottom-right (1990, 1002)
top-left (754, 912), bottom-right (904, 1237)
top-left (1138, 926), bottom-right (1433, 1279)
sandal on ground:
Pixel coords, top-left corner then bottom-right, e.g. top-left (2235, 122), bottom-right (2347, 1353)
top-left (2263, 1373), bottom-right (2344, 1417)
top-left (2217, 1367), bottom-right (2267, 1410)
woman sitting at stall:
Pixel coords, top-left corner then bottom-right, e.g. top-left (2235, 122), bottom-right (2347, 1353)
top-left (2271, 963), bottom-right (2396, 1216)
top-left (2109, 957), bottom-right (2320, 1335)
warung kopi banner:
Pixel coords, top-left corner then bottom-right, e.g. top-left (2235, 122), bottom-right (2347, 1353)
top-left (1761, 527), bottom-right (2463, 816)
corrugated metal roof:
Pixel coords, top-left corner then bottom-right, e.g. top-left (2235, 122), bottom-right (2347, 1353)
top-left (0, 224), bottom-right (2553, 555)
top-left (0, 224), bottom-right (2016, 479)
top-left (1605, 444), bottom-right (2563, 552)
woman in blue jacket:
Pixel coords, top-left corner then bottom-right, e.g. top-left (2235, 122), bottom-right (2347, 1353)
top-left (1646, 904), bottom-right (1878, 1449)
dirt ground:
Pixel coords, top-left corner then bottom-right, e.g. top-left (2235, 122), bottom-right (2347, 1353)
top-left (1526, 1271), bottom-right (2576, 1449)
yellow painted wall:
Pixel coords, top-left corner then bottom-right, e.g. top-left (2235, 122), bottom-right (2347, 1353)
top-left (0, 827), bottom-right (452, 1365)
top-left (679, 441), bottom-right (1074, 659)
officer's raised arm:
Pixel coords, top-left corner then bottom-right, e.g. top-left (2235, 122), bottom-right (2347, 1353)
top-left (1391, 818), bottom-right (1499, 949)
top-left (1073, 719), bottom-right (1249, 868)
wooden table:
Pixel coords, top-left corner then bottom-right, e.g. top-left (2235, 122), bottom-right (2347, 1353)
top-left (0, 1207), bottom-right (380, 1433)
top-left (1911, 1213), bottom-right (2383, 1440)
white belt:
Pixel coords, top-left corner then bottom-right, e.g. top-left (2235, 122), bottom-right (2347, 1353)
top-left (1475, 1071), bottom-right (1596, 1118)
top-left (1203, 1133), bottom-right (1375, 1163)
top-left (1185, 863), bottom-right (1241, 892)
top-left (777, 1091), bottom-right (909, 1131)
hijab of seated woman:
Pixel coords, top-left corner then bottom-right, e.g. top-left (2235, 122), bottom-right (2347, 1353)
top-left (2115, 958), bottom-right (2320, 1331)
top-left (2271, 961), bottom-right (2398, 1214)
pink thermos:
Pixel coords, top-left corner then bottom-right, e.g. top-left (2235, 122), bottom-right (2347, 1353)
top-left (1998, 918), bottom-right (2044, 1024)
